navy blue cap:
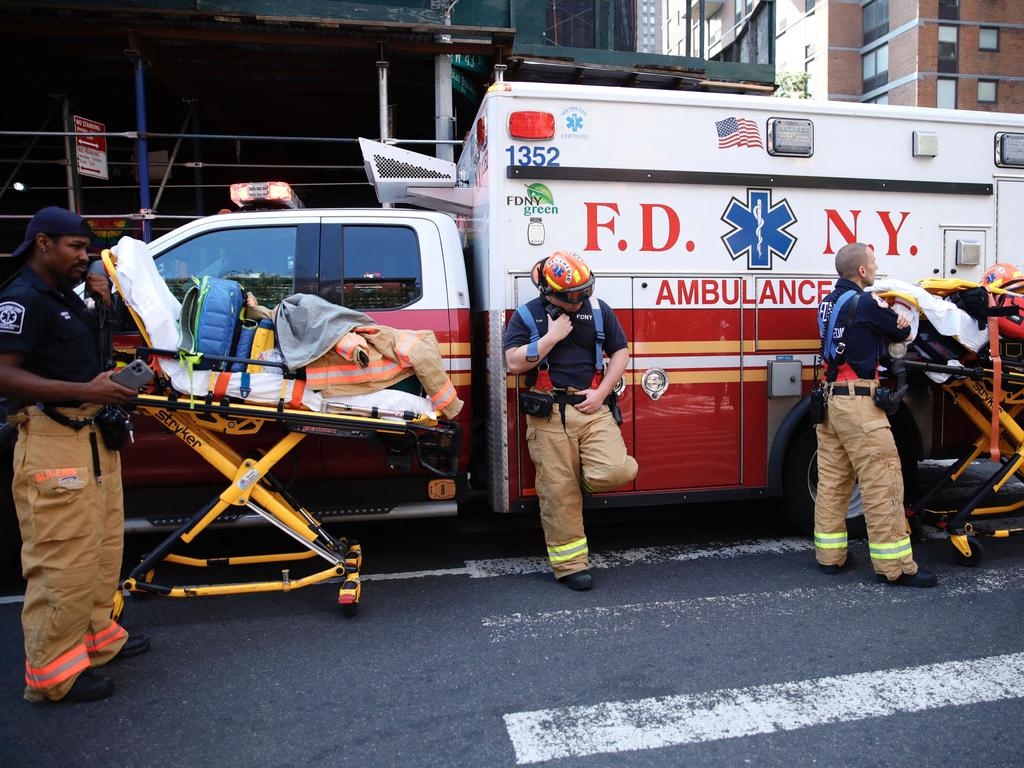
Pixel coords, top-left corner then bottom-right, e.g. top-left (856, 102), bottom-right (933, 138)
top-left (8, 206), bottom-right (93, 261)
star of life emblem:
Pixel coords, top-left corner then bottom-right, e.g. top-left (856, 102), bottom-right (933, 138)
top-left (720, 188), bottom-right (797, 270)
top-left (0, 301), bottom-right (25, 334)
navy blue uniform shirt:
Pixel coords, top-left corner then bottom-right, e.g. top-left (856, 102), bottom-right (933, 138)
top-left (819, 278), bottom-right (910, 380)
top-left (504, 296), bottom-right (628, 390)
top-left (0, 266), bottom-right (101, 385)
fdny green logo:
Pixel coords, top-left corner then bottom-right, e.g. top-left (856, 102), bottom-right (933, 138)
top-left (506, 183), bottom-right (558, 216)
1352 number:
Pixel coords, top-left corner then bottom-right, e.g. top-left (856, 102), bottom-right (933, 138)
top-left (505, 145), bottom-right (561, 167)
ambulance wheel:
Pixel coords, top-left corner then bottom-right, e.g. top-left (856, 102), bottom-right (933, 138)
top-left (952, 535), bottom-right (984, 566)
top-left (782, 422), bottom-right (867, 538)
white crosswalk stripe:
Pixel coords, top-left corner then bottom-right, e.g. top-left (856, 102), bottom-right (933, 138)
top-left (503, 651), bottom-right (1024, 764)
top-left (482, 564), bottom-right (1024, 643)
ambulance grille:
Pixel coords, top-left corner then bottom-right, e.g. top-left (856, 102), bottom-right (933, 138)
top-left (374, 155), bottom-right (450, 180)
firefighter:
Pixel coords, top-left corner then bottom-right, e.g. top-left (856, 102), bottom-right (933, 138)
top-left (814, 242), bottom-right (936, 587)
top-left (504, 251), bottom-right (638, 590)
top-left (0, 207), bottom-right (149, 704)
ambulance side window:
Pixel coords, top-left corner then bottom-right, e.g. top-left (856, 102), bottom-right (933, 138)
top-left (331, 225), bottom-right (423, 310)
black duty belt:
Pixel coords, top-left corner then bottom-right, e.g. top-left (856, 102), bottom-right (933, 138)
top-left (551, 391), bottom-right (586, 407)
top-left (830, 384), bottom-right (874, 397)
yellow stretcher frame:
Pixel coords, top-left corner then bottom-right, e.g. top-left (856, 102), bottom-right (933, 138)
top-left (904, 359), bottom-right (1024, 566)
top-left (100, 249), bottom-right (459, 618)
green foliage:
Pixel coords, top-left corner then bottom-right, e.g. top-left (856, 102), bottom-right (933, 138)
top-left (776, 71), bottom-right (810, 99)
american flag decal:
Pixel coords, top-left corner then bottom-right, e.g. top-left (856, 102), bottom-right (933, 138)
top-left (715, 117), bottom-right (763, 149)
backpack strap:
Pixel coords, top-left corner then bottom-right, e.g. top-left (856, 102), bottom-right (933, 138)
top-left (590, 296), bottom-right (604, 372)
top-left (820, 290), bottom-right (861, 382)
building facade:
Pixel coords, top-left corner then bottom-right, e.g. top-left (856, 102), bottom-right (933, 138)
top-left (775, 0), bottom-right (1024, 110)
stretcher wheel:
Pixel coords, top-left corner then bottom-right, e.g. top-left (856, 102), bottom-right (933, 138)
top-left (951, 535), bottom-right (984, 566)
top-left (338, 577), bottom-right (361, 617)
top-left (340, 601), bottom-right (359, 618)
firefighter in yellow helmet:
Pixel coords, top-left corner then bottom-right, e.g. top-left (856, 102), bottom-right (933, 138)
top-left (503, 251), bottom-right (638, 590)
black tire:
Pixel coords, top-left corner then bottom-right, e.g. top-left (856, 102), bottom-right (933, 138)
top-left (341, 601), bottom-right (359, 618)
top-left (782, 418), bottom-right (919, 538)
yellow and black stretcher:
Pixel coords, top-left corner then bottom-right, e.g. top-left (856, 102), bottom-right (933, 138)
top-left (901, 323), bottom-right (1024, 566)
top-left (100, 250), bottom-right (460, 619)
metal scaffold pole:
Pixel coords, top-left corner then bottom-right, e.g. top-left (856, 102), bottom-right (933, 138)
top-left (129, 46), bottom-right (153, 242)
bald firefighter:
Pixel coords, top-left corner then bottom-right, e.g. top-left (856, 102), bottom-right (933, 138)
top-left (814, 242), bottom-right (936, 587)
top-left (504, 251), bottom-right (638, 590)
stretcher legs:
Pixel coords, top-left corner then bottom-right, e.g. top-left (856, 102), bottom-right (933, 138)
top-left (906, 379), bottom-right (1024, 565)
top-left (118, 406), bottom-right (364, 617)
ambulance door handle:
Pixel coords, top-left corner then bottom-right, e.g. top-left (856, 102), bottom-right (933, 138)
top-left (933, 268), bottom-right (940, 274)
top-left (641, 368), bottom-right (668, 401)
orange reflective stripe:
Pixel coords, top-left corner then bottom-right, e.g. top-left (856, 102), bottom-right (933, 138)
top-left (85, 621), bottom-right (127, 653)
top-left (212, 372), bottom-right (232, 400)
top-left (430, 380), bottom-right (457, 411)
top-left (25, 643), bottom-right (91, 689)
top-left (395, 332), bottom-right (418, 365)
top-left (306, 361), bottom-right (403, 383)
top-left (288, 379), bottom-right (306, 410)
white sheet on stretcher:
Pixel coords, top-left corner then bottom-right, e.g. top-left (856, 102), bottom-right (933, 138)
top-left (110, 237), bottom-right (435, 417)
top-left (870, 278), bottom-right (988, 352)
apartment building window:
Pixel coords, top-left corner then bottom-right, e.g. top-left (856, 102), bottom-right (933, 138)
top-left (805, 0), bottom-right (815, 11)
top-left (937, 78), bottom-right (957, 109)
top-left (978, 80), bottom-right (997, 104)
top-left (938, 25), bottom-right (958, 73)
top-left (938, 0), bottom-right (959, 21)
top-left (862, 44), bottom-right (889, 92)
top-left (863, 0), bottom-right (888, 45)
top-left (979, 28), bottom-right (999, 51)
top-left (870, 94), bottom-right (889, 105)
top-left (735, 0), bottom-right (743, 20)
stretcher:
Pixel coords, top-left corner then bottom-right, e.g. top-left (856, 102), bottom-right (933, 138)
top-left (100, 243), bottom-right (460, 618)
top-left (877, 279), bottom-right (1024, 565)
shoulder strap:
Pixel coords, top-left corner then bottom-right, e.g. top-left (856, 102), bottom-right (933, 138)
top-left (516, 303), bottom-right (543, 362)
top-left (822, 291), bottom-right (857, 362)
top-left (590, 296), bottom-right (604, 371)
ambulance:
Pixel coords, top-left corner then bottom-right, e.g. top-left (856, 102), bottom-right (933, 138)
top-left (359, 79), bottom-right (1024, 534)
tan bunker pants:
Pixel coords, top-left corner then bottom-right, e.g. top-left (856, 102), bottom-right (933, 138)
top-left (12, 405), bottom-right (128, 702)
top-left (814, 381), bottom-right (918, 580)
top-left (526, 402), bottom-right (638, 577)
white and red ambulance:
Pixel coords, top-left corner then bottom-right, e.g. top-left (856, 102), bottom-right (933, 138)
top-left (360, 80), bottom-right (1024, 532)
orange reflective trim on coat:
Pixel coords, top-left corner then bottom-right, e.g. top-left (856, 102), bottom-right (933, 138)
top-left (306, 360), bottom-right (403, 382)
top-left (85, 621), bottom-right (127, 653)
top-left (25, 643), bottom-right (91, 688)
top-left (430, 379), bottom-right (457, 411)
top-left (394, 332), bottom-right (419, 365)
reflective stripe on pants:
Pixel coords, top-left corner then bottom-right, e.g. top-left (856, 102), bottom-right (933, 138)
top-left (548, 537), bottom-right (589, 565)
top-left (814, 530), bottom-right (848, 549)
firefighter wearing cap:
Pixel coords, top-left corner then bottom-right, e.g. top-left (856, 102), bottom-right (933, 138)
top-left (814, 242), bottom-right (936, 587)
top-left (504, 251), bottom-right (638, 590)
top-left (0, 207), bottom-right (149, 704)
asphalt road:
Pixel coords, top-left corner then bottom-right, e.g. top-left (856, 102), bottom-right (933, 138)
top-left (1, 464), bottom-right (1023, 768)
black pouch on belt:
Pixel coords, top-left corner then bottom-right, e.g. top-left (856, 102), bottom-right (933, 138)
top-left (95, 405), bottom-right (133, 450)
top-left (809, 384), bottom-right (827, 425)
top-left (518, 390), bottom-right (553, 418)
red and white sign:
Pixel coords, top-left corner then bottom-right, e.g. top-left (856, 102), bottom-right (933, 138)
top-left (74, 115), bottom-right (108, 180)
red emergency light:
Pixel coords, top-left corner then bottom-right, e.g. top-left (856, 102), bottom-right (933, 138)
top-left (230, 181), bottom-right (300, 209)
top-left (507, 111), bottom-right (555, 140)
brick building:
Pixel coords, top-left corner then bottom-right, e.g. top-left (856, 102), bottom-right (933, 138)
top-left (774, 0), bottom-right (1024, 111)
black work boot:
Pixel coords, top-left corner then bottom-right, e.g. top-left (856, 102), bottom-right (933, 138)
top-left (114, 634), bottom-right (151, 661)
top-left (61, 670), bottom-right (115, 703)
top-left (876, 569), bottom-right (938, 588)
top-left (557, 570), bottom-right (593, 591)
top-left (819, 552), bottom-right (854, 575)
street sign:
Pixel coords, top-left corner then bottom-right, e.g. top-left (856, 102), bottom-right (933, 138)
top-left (74, 115), bottom-right (109, 180)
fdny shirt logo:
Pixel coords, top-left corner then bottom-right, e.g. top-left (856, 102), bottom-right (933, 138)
top-left (0, 301), bottom-right (25, 334)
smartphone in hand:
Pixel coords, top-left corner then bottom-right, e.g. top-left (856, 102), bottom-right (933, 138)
top-left (110, 359), bottom-right (155, 390)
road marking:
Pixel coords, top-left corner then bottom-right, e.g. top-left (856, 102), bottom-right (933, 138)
top-left (482, 564), bottom-right (1024, 643)
top-left (503, 651), bottom-right (1024, 764)
top-left (0, 594), bottom-right (25, 605)
top-left (361, 567), bottom-right (469, 582)
top-left (465, 537), bottom-right (814, 578)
